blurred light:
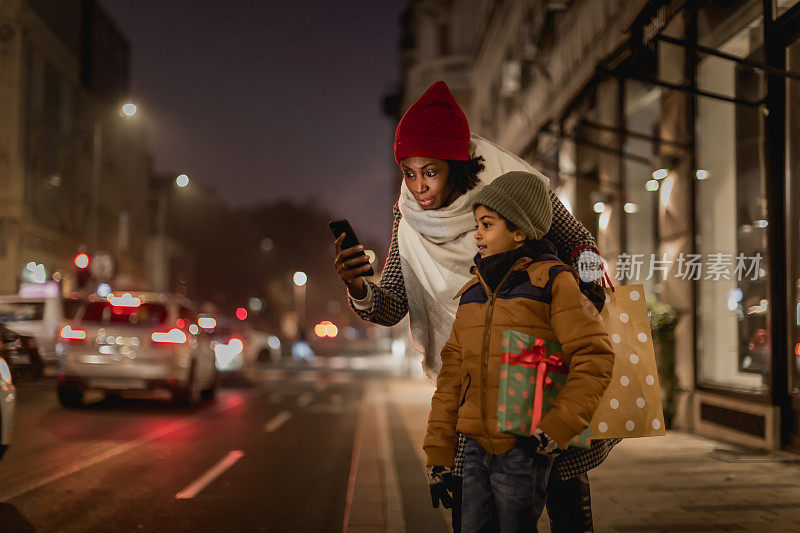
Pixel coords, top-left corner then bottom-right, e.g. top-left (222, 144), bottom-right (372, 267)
top-left (795, 342), bottom-right (800, 356)
top-left (151, 328), bottom-right (187, 344)
top-left (599, 209), bottom-right (611, 231)
top-left (248, 297), bottom-right (263, 312)
top-left (228, 338), bottom-right (244, 353)
top-left (660, 176), bottom-right (675, 206)
top-left (293, 271), bottom-right (307, 287)
top-left (754, 219), bottom-right (768, 228)
top-left (31, 264), bottom-right (46, 284)
top-left (314, 323), bottom-right (327, 338)
top-left (176, 174), bottom-right (189, 187)
top-left (624, 203), bottom-right (638, 214)
top-left (52, 271), bottom-right (62, 282)
top-left (593, 202), bottom-right (605, 213)
top-left (260, 238), bottom-right (274, 252)
top-left (26, 262), bottom-right (36, 271)
top-left (267, 335), bottom-right (281, 350)
top-left (0, 359), bottom-right (11, 382)
top-left (391, 339), bottom-right (406, 358)
top-left (696, 169), bottom-right (709, 181)
top-left (235, 307), bottom-right (248, 320)
top-left (97, 283), bottom-right (112, 298)
top-left (74, 253), bottom-right (90, 269)
top-left (121, 103), bottom-right (137, 116)
top-left (188, 324), bottom-right (199, 335)
top-left (108, 293), bottom-right (141, 307)
top-left (343, 327), bottom-right (358, 340)
top-left (176, 318), bottom-right (187, 329)
top-left (652, 168), bottom-right (668, 180)
top-left (60, 325), bottom-right (87, 341)
top-left (364, 250), bottom-right (376, 264)
top-left (645, 179), bottom-right (659, 191)
top-left (198, 317), bottom-right (217, 329)
top-left (326, 324), bottom-right (338, 338)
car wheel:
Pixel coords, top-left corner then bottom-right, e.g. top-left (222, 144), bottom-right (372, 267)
top-left (200, 369), bottom-right (218, 401)
top-left (172, 366), bottom-right (200, 407)
top-left (58, 384), bottom-right (83, 408)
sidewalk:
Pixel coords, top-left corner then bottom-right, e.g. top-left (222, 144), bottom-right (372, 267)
top-left (351, 371), bottom-right (800, 533)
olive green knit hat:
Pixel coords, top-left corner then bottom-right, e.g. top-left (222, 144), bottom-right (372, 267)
top-left (473, 171), bottom-right (552, 239)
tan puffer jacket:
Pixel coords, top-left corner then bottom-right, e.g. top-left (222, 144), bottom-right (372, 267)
top-left (424, 255), bottom-right (615, 467)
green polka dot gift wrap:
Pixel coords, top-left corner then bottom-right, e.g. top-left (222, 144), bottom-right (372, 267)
top-left (497, 330), bottom-right (591, 449)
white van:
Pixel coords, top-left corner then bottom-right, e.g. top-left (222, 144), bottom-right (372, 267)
top-left (0, 295), bottom-right (83, 366)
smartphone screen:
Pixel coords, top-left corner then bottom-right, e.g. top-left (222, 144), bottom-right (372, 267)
top-left (329, 219), bottom-right (375, 277)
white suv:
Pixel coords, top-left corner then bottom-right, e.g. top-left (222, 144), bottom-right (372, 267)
top-left (57, 292), bottom-right (217, 407)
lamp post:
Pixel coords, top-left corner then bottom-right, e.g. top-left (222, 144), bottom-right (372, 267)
top-left (293, 271), bottom-right (307, 337)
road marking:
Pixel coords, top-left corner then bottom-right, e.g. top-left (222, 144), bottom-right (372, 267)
top-left (0, 387), bottom-right (267, 503)
top-left (175, 450), bottom-right (244, 500)
top-left (341, 399), bottom-right (366, 533)
top-left (373, 384), bottom-right (405, 533)
top-left (297, 392), bottom-right (313, 407)
top-left (263, 410), bottom-right (292, 432)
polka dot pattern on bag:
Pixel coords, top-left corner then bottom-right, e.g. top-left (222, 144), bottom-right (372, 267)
top-left (591, 284), bottom-right (666, 439)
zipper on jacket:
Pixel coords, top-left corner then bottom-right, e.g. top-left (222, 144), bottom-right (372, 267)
top-left (478, 267), bottom-right (515, 455)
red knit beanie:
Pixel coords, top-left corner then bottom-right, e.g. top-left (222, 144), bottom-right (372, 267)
top-left (394, 81), bottom-right (470, 164)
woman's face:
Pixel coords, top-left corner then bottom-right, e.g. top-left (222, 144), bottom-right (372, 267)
top-left (399, 157), bottom-right (455, 210)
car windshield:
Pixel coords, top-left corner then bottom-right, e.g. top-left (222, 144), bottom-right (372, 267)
top-left (0, 302), bottom-right (45, 322)
top-left (81, 302), bottom-right (168, 326)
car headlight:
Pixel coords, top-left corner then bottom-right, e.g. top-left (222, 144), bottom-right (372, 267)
top-left (0, 359), bottom-right (12, 383)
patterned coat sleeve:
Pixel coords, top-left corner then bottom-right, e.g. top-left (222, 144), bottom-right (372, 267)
top-left (347, 203), bottom-right (409, 326)
top-left (544, 189), bottom-right (597, 268)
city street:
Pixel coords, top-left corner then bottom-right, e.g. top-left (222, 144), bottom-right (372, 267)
top-left (3, 355), bottom-right (800, 532)
top-left (0, 357), bottom-right (429, 532)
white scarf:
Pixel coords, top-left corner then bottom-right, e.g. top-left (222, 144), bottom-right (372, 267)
top-left (397, 134), bottom-right (549, 380)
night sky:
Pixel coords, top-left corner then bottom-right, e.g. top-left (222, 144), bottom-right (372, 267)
top-left (101, 0), bottom-right (405, 244)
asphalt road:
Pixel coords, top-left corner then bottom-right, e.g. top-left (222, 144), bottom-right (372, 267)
top-left (0, 364), bottom-right (368, 532)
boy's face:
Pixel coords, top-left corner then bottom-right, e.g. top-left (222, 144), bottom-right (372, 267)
top-left (474, 205), bottom-right (525, 258)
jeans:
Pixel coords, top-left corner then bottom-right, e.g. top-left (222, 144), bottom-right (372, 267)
top-left (462, 438), bottom-right (554, 533)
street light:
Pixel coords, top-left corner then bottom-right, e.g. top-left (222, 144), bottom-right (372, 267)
top-left (176, 174), bottom-right (189, 188)
top-left (293, 271), bottom-right (307, 338)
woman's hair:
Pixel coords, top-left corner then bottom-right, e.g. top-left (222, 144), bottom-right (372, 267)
top-left (445, 155), bottom-right (485, 193)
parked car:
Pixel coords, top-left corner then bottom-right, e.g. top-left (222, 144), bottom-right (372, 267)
top-left (0, 324), bottom-right (43, 379)
top-left (56, 292), bottom-right (217, 407)
top-left (0, 294), bottom-right (84, 367)
top-left (0, 355), bottom-right (15, 460)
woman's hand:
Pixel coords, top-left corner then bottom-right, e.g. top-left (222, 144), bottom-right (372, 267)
top-left (334, 233), bottom-right (372, 299)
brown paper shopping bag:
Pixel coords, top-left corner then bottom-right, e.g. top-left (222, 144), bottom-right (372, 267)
top-left (589, 284), bottom-right (667, 439)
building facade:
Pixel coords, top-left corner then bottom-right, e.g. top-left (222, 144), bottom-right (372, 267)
top-left (0, 0), bottom-right (149, 295)
top-left (395, 0), bottom-right (800, 451)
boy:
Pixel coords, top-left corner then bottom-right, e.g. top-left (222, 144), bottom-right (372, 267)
top-left (423, 171), bottom-right (615, 532)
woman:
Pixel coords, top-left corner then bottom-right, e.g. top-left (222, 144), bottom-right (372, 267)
top-left (334, 81), bottom-right (616, 532)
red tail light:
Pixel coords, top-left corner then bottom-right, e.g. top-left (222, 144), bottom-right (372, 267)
top-left (151, 328), bottom-right (188, 344)
top-left (59, 325), bottom-right (87, 341)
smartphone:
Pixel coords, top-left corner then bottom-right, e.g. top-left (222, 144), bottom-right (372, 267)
top-left (329, 219), bottom-right (375, 277)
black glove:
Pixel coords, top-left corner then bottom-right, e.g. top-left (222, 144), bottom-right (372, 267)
top-left (517, 429), bottom-right (561, 457)
top-left (426, 465), bottom-right (456, 509)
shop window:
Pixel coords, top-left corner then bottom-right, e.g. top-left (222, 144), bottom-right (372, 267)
top-left (696, 14), bottom-right (769, 392)
top-left (622, 80), bottom-right (661, 295)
